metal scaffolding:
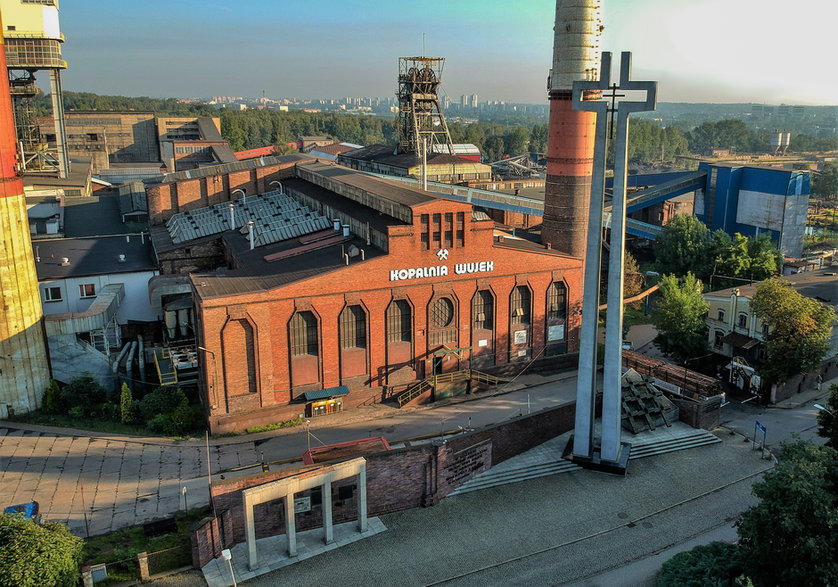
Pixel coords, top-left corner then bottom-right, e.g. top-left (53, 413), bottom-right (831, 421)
top-left (395, 57), bottom-right (454, 156)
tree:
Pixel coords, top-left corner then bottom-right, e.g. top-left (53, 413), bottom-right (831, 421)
top-left (58, 374), bottom-right (106, 417)
top-left (654, 214), bottom-right (713, 279)
top-left (737, 441), bottom-right (838, 587)
top-left (624, 250), bottom-right (644, 300)
top-left (746, 234), bottom-right (783, 281)
top-left (0, 515), bottom-right (83, 587)
top-left (812, 162), bottom-right (838, 202)
top-left (42, 380), bottom-right (61, 414)
top-left (653, 273), bottom-right (709, 363)
top-left (817, 384), bottom-right (838, 447)
top-left (751, 277), bottom-right (836, 382)
top-left (657, 541), bottom-right (744, 587)
top-left (119, 383), bottom-right (135, 424)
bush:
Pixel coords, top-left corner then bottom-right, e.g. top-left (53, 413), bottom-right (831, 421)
top-left (95, 402), bottom-right (119, 422)
top-left (657, 541), bottom-right (744, 587)
top-left (137, 387), bottom-right (187, 424)
top-left (0, 514), bottom-right (83, 587)
top-left (59, 375), bottom-right (106, 417)
top-left (67, 406), bottom-right (85, 420)
top-left (119, 383), bottom-right (135, 424)
top-left (42, 380), bottom-right (61, 414)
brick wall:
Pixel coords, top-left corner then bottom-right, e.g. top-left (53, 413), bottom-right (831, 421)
top-left (146, 161), bottom-right (298, 225)
top-left (668, 395), bottom-right (722, 430)
top-left (190, 517), bottom-right (222, 569)
top-left (193, 401), bottom-right (582, 566)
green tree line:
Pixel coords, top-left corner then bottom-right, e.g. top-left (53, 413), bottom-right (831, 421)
top-left (37, 92), bottom-right (838, 160)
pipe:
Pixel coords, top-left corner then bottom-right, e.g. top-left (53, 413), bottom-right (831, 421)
top-left (112, 342), bottom-right (132, 374)
top-left (137, 335), bottom-right (146, 383)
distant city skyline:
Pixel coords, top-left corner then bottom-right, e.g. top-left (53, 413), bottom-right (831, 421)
top-left (58, 0), bottom-right (837, 106)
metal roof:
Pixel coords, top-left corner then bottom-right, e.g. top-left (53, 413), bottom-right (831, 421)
top-left (160, 153), bottom-right (312, 184)
top-left (34, 235), bottom-right (157, 281)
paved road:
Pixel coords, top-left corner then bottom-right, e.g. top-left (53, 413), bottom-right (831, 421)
top-left (0, 372), bottom-right (583, 537)
top-left (244, 432), bottom-right (771, 587)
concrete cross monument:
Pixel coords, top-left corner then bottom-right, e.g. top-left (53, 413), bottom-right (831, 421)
top-left (565, 52), bottom-right (657, 474)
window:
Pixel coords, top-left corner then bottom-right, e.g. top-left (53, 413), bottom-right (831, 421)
top-left (420, 214), bottom-right (429, 250)
top-left (339, 305), bottom-right (366, 349)
top-left (290, 311), bottom-right (318, 356)
top-left (44, 286), bottom-right (62, 302)
top-left (472, 290), bottom-right (494, 330)
top-left (761, 323), bottom-right (769, 337)
top-left (432, 213), bottom-right (441, 248)
top-left (386, 300), bottom-right (412, 343)
top-left (455, 212), bottom-right (465, 247)
top-left (717, 309), bottom-right (725, 322)
top-left (431, 298), bottom-right (454, 328)
top-left (737, 313), bottom-right (748, 329)
top-left (79, 284), bottom-right (96, 298)
top-left (547, 282), bottom-right (567, 321)
top-left (714, 330), bottom-right (724, 349)
top-left (510, 286), bottom-right (531, 325)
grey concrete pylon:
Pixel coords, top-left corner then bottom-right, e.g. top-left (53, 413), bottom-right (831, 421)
top-left (569, 52), bottom-right (657, 469)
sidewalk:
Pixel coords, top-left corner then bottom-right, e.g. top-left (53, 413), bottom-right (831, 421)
top-left (770, 376), bottom-right (837, 409)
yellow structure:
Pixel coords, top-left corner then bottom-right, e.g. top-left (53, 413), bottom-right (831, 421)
top-left (0, 9), bottom-right (51, 416)
top-left (1, 0), bottom-right (68, 177)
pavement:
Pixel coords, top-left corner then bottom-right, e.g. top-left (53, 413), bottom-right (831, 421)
top-left (240, 429), bottom-right (773, 587)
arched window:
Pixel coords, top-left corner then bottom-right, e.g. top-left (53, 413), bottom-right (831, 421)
top-left (386, 300), bottom-right (412, 343)
top-left (547, 282), bottom-right (567, 321)
top-left (431, 298), bottom-right (454, 328)
top-left (472, 290), bottom-right (494, 330)
top-left (737, 312), bottom-right (748, 329)
top-left (714, 330), bottom-right (724, 349)
top-left (290, 311), bottom-right (318, 356)
top-left (339, 305), bottom-right (366, 349)
top-left (510, 286), bottom-right (531, 325)
top-left (717, 309), bottom-right (725, 322)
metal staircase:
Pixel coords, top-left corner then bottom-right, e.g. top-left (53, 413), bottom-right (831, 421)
top-left (394, 369), bottom-right (505, 407)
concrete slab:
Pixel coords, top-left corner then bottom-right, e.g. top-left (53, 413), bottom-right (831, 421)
top-left (201, 517), bottom-right (388, 587)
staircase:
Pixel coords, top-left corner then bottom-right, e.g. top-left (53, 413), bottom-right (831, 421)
top-left (394, 369), bottom-right (506, 407)
top-left (449, 426), bottom-right (721, 497)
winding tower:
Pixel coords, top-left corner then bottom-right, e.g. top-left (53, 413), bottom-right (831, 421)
top-left (395, 57), bottom-right (454, 156)
top-left (1, 0), bottom-right (68, 177)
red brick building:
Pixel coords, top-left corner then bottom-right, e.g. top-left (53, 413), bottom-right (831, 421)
top-left (175, 161), bottom-right (582, 433)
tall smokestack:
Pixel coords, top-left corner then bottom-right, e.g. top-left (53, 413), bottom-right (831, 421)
top-left (542, 0), bottom-right (603, 258)
top-left (0, 12), bottom-right (52, 416)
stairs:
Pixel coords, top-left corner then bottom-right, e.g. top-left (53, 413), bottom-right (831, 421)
top-left (448, 427), bottom-right (721, 497)
top-left (394, 369), bottom-right (506, 408)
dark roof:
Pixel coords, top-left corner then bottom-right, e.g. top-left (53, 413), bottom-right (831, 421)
top-left (721, 332), bottom-right (759, 349)
top-left (339, 144), bottom-right (485, 170)
top-left (282, 177), bottom-right (407, 232)
top-left (152, 153), bottom-right (313, 185)
top-left (118, 187), bottom-right (147, 215)
top-left (210, 143), bottom-right (238, 163)
top-left (148, 224), bottom-right (219, 255)
top-left (34, 235), bottom-right (157, 281)
top-left (707, 270), bottom-right (837, 305)
top-left (192, 235), bottom-right (384, 300)
top-left (196, 118), bottom-right (223, 142)
top-left (64, 194), bottom-right (133, 237)
top-left (299, 161), bottom-right (438, 209)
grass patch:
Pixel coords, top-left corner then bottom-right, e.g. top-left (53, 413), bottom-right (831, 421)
top-left (83, 508), bottom-right (208, 583)
top-left (244, 417), bottom-right (303, 434)
top-left (623, 305), bottom-right (653, 329)
top-left (8, 410), bottom-right (155, 436)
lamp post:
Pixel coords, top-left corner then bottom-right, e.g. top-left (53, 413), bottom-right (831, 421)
top-left (197, 346), bottom-right (219, 410)
top-left (814, 403), bottom-right (834, 416)
top-left (231, 187), bottom-right (246, 205)
top-left (221, 549), bottom-right (237, 587)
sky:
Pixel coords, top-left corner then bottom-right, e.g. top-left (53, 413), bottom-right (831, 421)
top-left (56, 0), bottom-right (838, 105)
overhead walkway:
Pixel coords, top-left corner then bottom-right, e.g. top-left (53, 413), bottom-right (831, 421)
top-left (368, 172), bottom-right (666, 239)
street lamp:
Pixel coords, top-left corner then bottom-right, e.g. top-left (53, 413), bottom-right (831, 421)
top-left (197, 346), bottom-right (219, 410)
top-left (269, 180), bottom-right (283, 194)
top-left (221, 549), bottom-right (237, 587)
top-left (814, 403), bottom-right (834, 416)
top-left (231, 187), bottom-right (246, 205)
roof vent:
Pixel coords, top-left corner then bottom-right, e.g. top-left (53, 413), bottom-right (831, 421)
top-left (60, 257), bottom-right (70, 266)
top-left (118, 254), bottom-right (127, 263)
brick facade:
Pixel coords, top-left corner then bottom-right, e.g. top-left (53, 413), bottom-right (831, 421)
top-left (192, 401), bottom-right (580, 567)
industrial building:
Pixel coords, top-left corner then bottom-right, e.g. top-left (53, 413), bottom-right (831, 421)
top-left (37, 113), bottom-right (236, 173)
top-left (142, 157), bottom-right (582, 433)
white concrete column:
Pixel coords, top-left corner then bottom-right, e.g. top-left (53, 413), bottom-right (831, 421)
top-left (244, 494), bottom-right (258, 570)
top-left (357, 466), bottom-right (368, 532)
top-left (285, 493), bottom-right (297, 557)
top-left (322, 479), bottom-right (333, 544)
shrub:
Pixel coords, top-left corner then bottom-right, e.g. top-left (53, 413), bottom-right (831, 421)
top-left (657, 541), bottom-right (744, 587)
top-left (42, 380), bottom-right (61, 414)
top-left (67, 406), bottom-right (85, 420)
top-left (58, 374), bottom-right (106, 416)
top-left (119, 383), bottom-right (135, 424)
top-left (95, 402), bottom-right (119, 422)
top-left (0, 514), bottom-right (83, 587)
top-left (138, 387), bottom-right (187, 424)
